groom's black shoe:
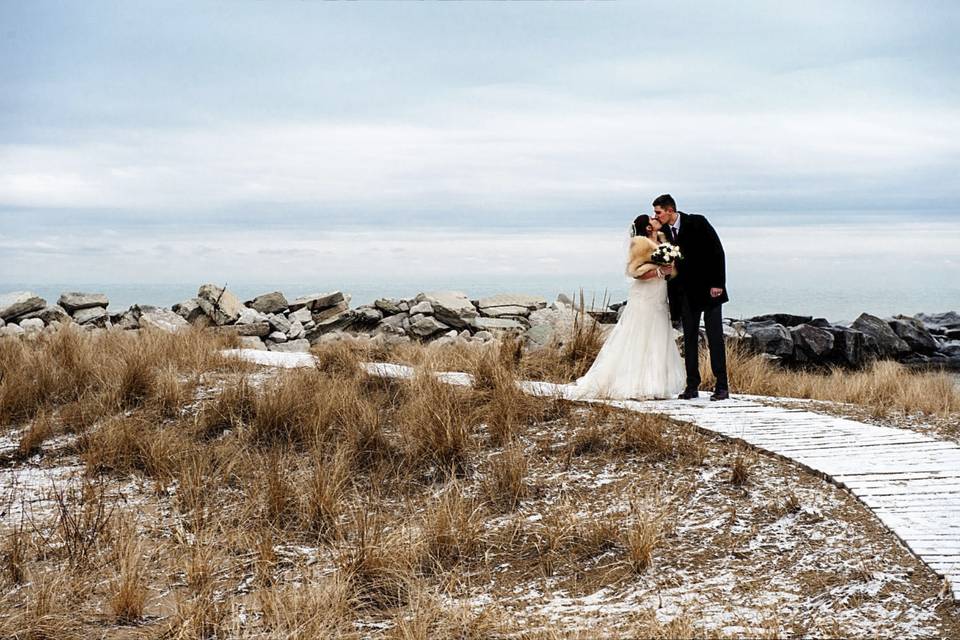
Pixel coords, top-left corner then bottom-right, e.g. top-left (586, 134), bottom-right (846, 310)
top-left (678, 388), bottom-right (699, 400)
top-left (710, 389), bottom-right (730, 401)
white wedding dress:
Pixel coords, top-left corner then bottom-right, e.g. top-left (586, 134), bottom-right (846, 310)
top-left (570, 276), bottom-right (685, 400)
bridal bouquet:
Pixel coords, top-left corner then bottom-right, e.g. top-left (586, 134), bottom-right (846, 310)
top-left (651, 242), bottom-right (682, 265)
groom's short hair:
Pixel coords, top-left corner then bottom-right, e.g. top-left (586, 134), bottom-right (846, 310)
top-left (652, 194), bottom-right (676, 210)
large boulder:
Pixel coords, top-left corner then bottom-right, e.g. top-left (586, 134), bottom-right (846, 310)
top-left (409, 301), bottom-right (434, 315)
top-left (172, 298), bottom-right (207, 324)
top-left (0, 291), bottom-right (47, 321)
top-left (409, 313), bottom-right (449, 337)
top-left (378, 312), bottom-right (409, 335)
top-left (247, 291), bottom-right (289, 315)
top-left (305, 310), bottom-right (355, 342)
top-left (374, 298), bottom-right (404, 316)
top-left (914, 311), bottom-right (960, 335)
top-left (1, 323), bottom-right (25, 338)
top-left (352, 305), bottom-right (382, 326)
top-left (197, 284), bottom-right (244, 326)
top-left (289, 291), bottom-right (346, 313)
top-left (57, 292), bottom-right (109, 313)
top-left (471, 317), bottom-right (526, 337)
top-left (137, 306), bottom-right (189, 332)
top-left (888, 316), bottom-right (937, 354)
top-left (748, 322), bottom-right (794, 358)
top-left (237, 307), bottom-right (270, 326)
top-left (73, 306), bottom-right (111, 327)
top-left (19, 305), bottom-right (71, 325)
top-left (851, 313), bottom-right (911, 358)
top-left (289, 307), bottom-right (312, 325)
top-left (210, 322), bottom-right (271, 337)
top-left (265, 313), bottom-right (292, 335)
top-left (268, 338), bottom-right (311, 353)
top-left (19, 318), bottom-right (45, 334)
top-left (477, 293), bottom-right (547, 318)
top-left (312, 301), bottom-right (350, 323)
top-left (790, 324), bottom-right (835, 363)
top-left (748, 313), bottom-right (813, 328)
top-left (416, 291), bottom-right (477, 329)
top-left (827, 327), bottom-right (868, 368)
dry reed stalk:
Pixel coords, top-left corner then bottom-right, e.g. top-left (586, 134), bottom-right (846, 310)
top-left (18, 410), bottom-right (56, 459)
top-left (109, 520), bottom-right (147, 623)
top-left (730, 449), bottom-right (753, 486)
top-left (301, 450), bottom-right (350, 540)
top-left (419, 485), bottom-right (485, 572)
top-left (398, 372), bottom-right (475, 477)
top-left (623, 516), bottom-right (659, 573)
top-left (339, 510), bottom-right (418, 610)
top-left (257, 573), bottom-right (355, 639)
top-left (2, 522), bottom-right (27, 586)
top-left (483, 445), bottom-right (529, 511)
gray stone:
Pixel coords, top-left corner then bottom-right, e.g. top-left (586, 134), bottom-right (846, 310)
top-left (289, 291), bottom-right (346, 312)
top-left (312, 301), bottom-right (350, 323)
top-left (57, 292), bottom-right (109, 313)
top-left (416, 291), bottom-right (477, 329)
top-left (939, 341), bottom-right (960, 357)
top-left (409, 313), bottom-right (449, 337)
top-left (398, 301), bottom-right (410, 312)
top-left (409, 301), bottom-right (434, 315)
top-left (268, 338), bottom-right (311, 353)
top-left (374, 298), bottom-right (404, 315)
top-left (889, 316), bottom-right (937, 354)
top-left (173, 298), bottom-right (207, 324)
top-left (305, 311), bottom-right (355, 342)
top-left (286, 319), bottom-right (305, 340)
top-left (585, 307), bottom-right (618, 324)
top-left (378, 312), bottom-right (409, 335)
top-left (477, 293), bottom-right (547, 318)
top-left (749, 323), bottom-right (794, 358)
top-left (828, 327), bottom-right (868, 368)
top-left (19, 305), bottom-right (71, 325)
top-left (138, 307), bottom-right (189, 333)
top-left (474, 330), bottom-right (494, 342)
top-left (915, 311), bottom-right (960, 332)
top-left (267, 331), bottom-right (288, 344)
top-left (556, 293), bottom-right (573, 306)
top-left (73, 306), bottom-right (111, 327)
top-left (289, 307), bottom-right (313, 324)
top-left (0, 317), bottom-right (4, 328)
top-left (197, 284), bottom-right (244, 326)
top-left (749, 313), bottom-right (813, 328)
top-left (114, 310), bottom-right (141, 331)
top-left (210, 322), bottom-right (271, 337)
top-left (19, 318), bottom-right (44, 334)
top-left (0, 291), bottom-right (47, 321)
top-left (1, 323), bottom-right (25, 338)
top-left (237, 307), bottom-right (270, 325)
top-left (266, 313), bottom-right (292, 334)
top-left (851, 313), bottom-right (911, 358)
top-left (471, 317), bottom-right (526, 336)
top-left (239, 336), bottom-right (267, 350)
top-left (790, 324), bottom-right (835, 363)
top-left (352, 305), bottom-right (383, 325)
top-left (247, 291), bottom-right (289, 315)
top-left (523, 324), bottom-right (554, 350)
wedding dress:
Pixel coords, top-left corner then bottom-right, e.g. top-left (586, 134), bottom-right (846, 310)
top-left (570, 275), bottom-right (685, 400)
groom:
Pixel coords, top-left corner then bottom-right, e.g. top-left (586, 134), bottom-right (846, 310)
top-left (653, 194), bottom-right (730, 401)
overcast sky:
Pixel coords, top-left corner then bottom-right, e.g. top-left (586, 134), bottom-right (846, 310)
top-left (1, 1), bottom-right (958, 284)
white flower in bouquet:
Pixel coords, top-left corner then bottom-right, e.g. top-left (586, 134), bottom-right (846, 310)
top-left (652, 242), bottom-right (682, 265)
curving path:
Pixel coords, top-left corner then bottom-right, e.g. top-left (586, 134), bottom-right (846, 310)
top-left (227, 349), bottom-right (960, 600)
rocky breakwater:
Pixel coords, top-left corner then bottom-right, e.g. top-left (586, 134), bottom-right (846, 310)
top-left (723, 311), bottom-right (960, 370)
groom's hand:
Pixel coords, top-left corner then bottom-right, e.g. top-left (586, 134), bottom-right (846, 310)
top-left (710, 287), bottom-right (724, 298)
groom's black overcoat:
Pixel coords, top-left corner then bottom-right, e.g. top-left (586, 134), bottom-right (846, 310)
top-left (665, 211), bottom-right (729, 322)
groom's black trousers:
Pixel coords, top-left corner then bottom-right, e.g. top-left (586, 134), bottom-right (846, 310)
top-left (679, 296), bottom-right (729, 392)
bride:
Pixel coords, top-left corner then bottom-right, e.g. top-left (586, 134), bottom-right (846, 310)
top-left (570, 215), bottom-right (686, 400)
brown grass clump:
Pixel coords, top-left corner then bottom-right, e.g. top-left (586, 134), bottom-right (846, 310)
top-left (339, 512), bottom-right (417, 610)
top-left (18, 411), bottom-right (56, 459)
top-left (419, 485), bottom-right (485, 572)
top-left (109, 521), bottom-right (147, 623)
top-left (398, 373), bottom-right (475, 477)
top-left (82, 415), bottom-right (185, 479)
top-left (729, 449), bottom-right (753, 486)
top-left (300, 451), bottom-right (350, 540)
top-left (623, 516), bottom-right (660, 573)
top-left (258, 573), bottom-right (355, 639)
top-left (483, 445), bottom-right (529, 511)
top-left (194, 376), bottom-right (256, 441)
top-left (2, 523), bottom-right (27, 586)
top-left (0, 572), bottom-right (84, 640)
top-left (246, 371), bottom-right (321, 447)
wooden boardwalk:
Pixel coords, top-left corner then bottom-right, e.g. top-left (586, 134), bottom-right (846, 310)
top-left (230, 350), bottom-right (960, 599)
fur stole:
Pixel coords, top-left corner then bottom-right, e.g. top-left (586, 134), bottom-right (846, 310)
top-left (626, 231), bottom-right (673, 279)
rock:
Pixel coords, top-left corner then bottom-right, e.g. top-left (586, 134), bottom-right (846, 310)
top-left (305, 311), bottom-right (355, 342)
top-left (0, 291), bottom-right (47, 321)
top-left (888, 316), bottom-right (937, 354)
top-left (210, 322), bottom-right (271, 338)
top-left (828, 327), bottom-right (868, 368)
top-left (247, 291), bottom-right (289, 315)
top-left (114, 309), bottom-right (141, 331)
top-left (409, 313), bottom-right (449, 337)
top-left (19, 318), bottom-right (44, 334)
top-left (73, 306), bottom-right (111, 327)
top-left (585, 307), bottom-right (618, 324)
top-left (374, 298), bottom-right (404, 315)
top-left (286, 319), bottom-right (305, 340)
top-left (267, 331), bottom-right (288, 344)
top-left (416, 291), bottom-right (477, 329)
top-left (289, 307), bottom-right (312, 324)
top-left (748, 313), bottom-right (813, 328)
top-left (239, 336), bottom-right (267, 350)
top-left (197, 284), bottom-right (244, 326)
top-left (915, 311), bottom-right (960, 332)
top-left (523, 324), bottom-right (554, 350)
top-left (851, 313), bottom-right (911, 359)
top-left (556, 293), bottom-right (573, 306)
top-left (173, 298), bottom-right (207, 324)
top-left (0, 318), bottom-right (4, 328)
top-left (266, 313), bottom-right (292, 335)
top-left (378, 312), bottom-right (409, 335)
top-left (809, 318), bottom-right (832, 329)
top-left (477, 294), bottom-right (547, 318)
top-left (409, 301), bottom-right (434, 315)
top-left (471, 317), bottom-right (526, 337)
top-left (237, 307), bottom-right (270, 326)
top-left (790, 324), bottom-right (835, 363)
top-left (312, 301), bottom-right (350, 323)
top-left (749, 323), bottom-right (794, 358)
top-left (1, 323), bottom-right (25, 338)
top-left (19, 305), bottom-right (71, 325)
top-left (138, 307), bottom-right (189, 332)
top-left (57, 292), bottom-right (109, 313)
top-left (474, 330), bottom-right (494, 342)
top-left (938, 341), bottom-right (960, 357)
top-left (352, 305), bottom-right (383, 325)
top-left (268, 338), bottom-right (311, 353)
top-left (289, 291), bottom-right (346, 312)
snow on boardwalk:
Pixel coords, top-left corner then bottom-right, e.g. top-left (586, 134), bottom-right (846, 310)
top-left (225, 349), bottom-right (960, 599)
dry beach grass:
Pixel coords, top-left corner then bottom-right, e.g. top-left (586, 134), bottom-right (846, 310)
top-left (0, 326), bottom-right (959, 638)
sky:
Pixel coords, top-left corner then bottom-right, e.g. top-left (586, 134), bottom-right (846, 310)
top-left (1, 1), bottom-right (959, 293)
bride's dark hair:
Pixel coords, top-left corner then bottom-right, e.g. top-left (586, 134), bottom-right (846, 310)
top-left (632, 214), bottom-right (651, 237)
